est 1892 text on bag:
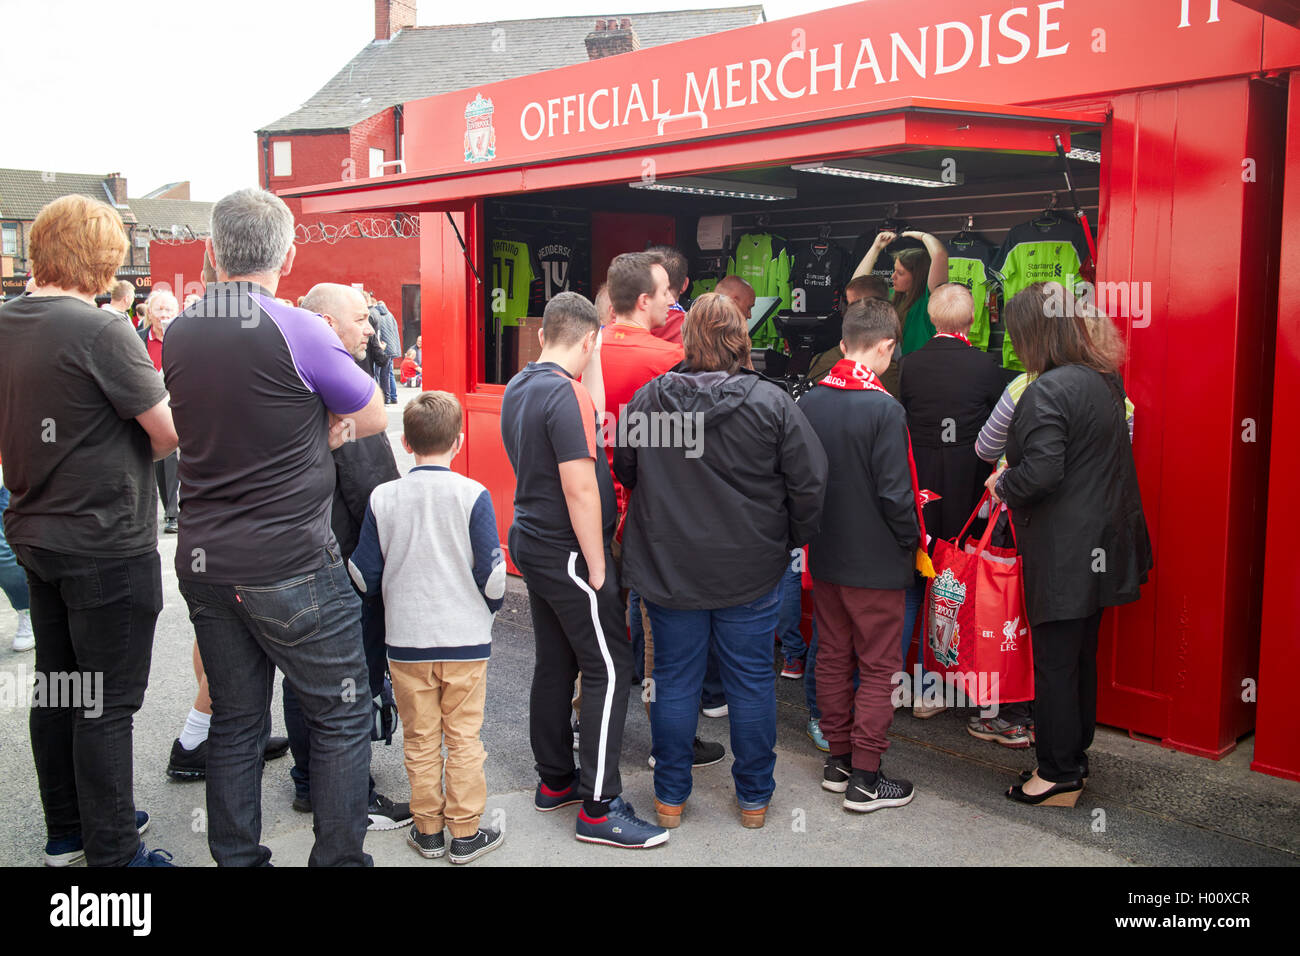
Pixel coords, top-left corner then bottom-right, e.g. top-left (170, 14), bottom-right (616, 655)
top-left (923, 492), bottom-right (1034, 705)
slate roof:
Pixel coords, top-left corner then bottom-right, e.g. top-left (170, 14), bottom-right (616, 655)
top-left (0, 168), bottom-right (213, 235)
top-left (258, 6), bottom-right (766, 133)
top-left (0, 168), bottom-right (134, 222)
top-left (127, 197), bottom-right (214, 237)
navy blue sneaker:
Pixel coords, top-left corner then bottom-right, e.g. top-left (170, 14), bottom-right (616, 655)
top-left (44, 811), bottom-right (151, 867)
top-left (126, 843), bottom-right (176, 867)
top-left (534, 776), bottom-right (582, 813)
top-left (575, 797), bottom-right (669, 849)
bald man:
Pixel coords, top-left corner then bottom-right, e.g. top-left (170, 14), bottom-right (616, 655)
top-left (279, 283), bottom-right (410, 828)
top-left (714, 275), bottom-right (756, 327)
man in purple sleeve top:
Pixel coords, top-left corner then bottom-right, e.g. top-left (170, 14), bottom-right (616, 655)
top-left (163, 188), bottom-right (388, 867)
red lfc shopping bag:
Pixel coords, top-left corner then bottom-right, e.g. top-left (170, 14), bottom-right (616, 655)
top-left (923, 494), bottom-right (1034, 705)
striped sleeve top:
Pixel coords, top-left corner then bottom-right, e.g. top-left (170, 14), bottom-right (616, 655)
top-left (976, 371), bottom-right (1135, 467)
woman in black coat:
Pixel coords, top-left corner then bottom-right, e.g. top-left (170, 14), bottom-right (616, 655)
top-left (988, 282), bottom-right (1153, 806)
top-left (898, 283), bottom-right (1006, 715)
top-left (613, 294), bottom-right (827, 829)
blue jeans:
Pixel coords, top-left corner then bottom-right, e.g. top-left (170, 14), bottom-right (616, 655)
top-left (702, 646), bottom-right (726, 710)
top-left (901, 576), bottom-right (926, 690)
top-left (777, 562), bottom-right (819, 718)
top-left (777, 563), bottom-right (807, 664)
top-left (645, 582), bottom-right (782, 809)
top-left (628, 589), bottom-right (646, 684)
top-left (0, 487), bottom-right (30, 611)
top-left (382, 360), bottom-right (398, 402)
top-left (806, 618), bottom-right (820, 719)
top-left (178, 548), bottom-right (372, 867)
top-left (284, 595), bottom-right (383, 804)
top-left (635, 587), bottom-right (723, 708)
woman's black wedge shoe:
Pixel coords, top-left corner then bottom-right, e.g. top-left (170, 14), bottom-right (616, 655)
top-left (1019, 768), bottom-right (1088, 785)
top-left (1007, 774), bottom-right (1084, 807)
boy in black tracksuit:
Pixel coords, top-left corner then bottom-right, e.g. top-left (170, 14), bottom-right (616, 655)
top-left (796, 298), bottom-right (920, 813)
top-left (500, 292), bottom-right (668, 850)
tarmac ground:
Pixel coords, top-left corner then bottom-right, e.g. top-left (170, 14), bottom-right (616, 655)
top-left (1, 400), bottom-right (1296, 868)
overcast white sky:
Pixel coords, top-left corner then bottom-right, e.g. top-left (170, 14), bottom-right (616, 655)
top-left (2, 0), bottom-right (861, 200)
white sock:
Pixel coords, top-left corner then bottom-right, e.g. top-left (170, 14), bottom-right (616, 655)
top-left (179, 708), bottom-right (211, 750)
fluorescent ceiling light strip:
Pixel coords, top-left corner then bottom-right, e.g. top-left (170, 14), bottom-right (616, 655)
top-left (629, 176), bottom-right (796, 202)
top-left (792, 159), bottom-right (961, 187)
top-left (794, 166), bottom-right (954, 188)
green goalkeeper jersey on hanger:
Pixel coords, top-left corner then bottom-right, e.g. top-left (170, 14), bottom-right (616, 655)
top-left (727, 232), bottom-right (792, 350)
top-left (491, 237), bottom-right (537, 327)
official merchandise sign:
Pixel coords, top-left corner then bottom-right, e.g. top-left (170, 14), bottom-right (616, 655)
top-left (400, 0), bottom-right (1263, 178)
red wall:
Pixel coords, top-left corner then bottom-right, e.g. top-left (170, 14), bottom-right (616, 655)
top-left (1254, 71), bottom-right (1300, 783)
top-left (149, 233), bottom-right (419, 332)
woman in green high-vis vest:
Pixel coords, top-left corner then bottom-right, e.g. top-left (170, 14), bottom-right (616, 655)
top-left (851, 230), bottom-right (950, 357)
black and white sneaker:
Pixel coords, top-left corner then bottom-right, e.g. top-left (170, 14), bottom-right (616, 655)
top-left (367, 793), bottom-right (413, 831)
top-left (843, 768), bottom-right (915, 813)
top-left (449, 826), bottom-right (504, 864)
top-left (648, 737), bottom-right (725, 769)
top-left (822, 755), bottom-right (852, 793)
top-left (407, 824), bottom-right (445, 859)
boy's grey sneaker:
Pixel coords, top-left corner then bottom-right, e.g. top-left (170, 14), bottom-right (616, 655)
top-left (822, 755), bottom-right (852, 793)
top-left (367, 793), bottom-right (413, 831)
top-left (966, 715), bottom-right (1032, 749)
top-left (407, 824), bottom-right (445, 859)
top-left (449, 826), bottom-right (504, 864)
top-left (843, 768), bottom-right (915, 813)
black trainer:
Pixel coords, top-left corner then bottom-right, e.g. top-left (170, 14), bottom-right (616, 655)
top-left (367, 793), bottom-right (413, 831)
top-left (822, 755), bottom-right (852, 793)
top-left (648, 737), bottom-right (726, 769)
top-left (843, 768), bottom-right (915, 813)
top-left (449, 826), bottom-right (504, 865)
top-left (166, 738), bottom-right (207, 780)
top-left (407, 824), bottom-right (445, 859)
top-left (167, 736), bottom-right (292, 780)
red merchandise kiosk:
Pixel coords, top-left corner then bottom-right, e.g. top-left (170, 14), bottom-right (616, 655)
top-left (284, 0), bottom-right (1300, 781)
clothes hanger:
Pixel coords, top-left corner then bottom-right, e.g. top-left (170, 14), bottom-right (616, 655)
top-left (1033, 194), bottom-right (1062, 228)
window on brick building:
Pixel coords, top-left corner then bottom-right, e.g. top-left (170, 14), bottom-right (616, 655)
top-left (272, 141), bottom-right (292, 177)
top-left (1, 223), bottom-right (17, 256)
top-left (369, 147), bottom-right (385, 178)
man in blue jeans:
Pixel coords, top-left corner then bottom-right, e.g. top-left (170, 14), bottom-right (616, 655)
top-left (165, 189), bottom-right (389, 866)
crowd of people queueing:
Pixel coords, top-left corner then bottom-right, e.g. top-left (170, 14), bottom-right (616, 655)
top-left (0, 186), bottom-right (1151, 865)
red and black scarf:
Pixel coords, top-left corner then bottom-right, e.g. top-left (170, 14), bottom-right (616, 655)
top-left (817, 359), bottom-right (937, 578)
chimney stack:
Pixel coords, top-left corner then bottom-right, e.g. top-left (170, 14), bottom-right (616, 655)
top-left (585, 17), bottom-right (640, 60)
top-left (375, 0), bottom-right (416, 41)
top-left (105, 173), bottom-right (128, 205)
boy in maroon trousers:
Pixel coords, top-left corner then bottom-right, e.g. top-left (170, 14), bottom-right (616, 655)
top-left (796, 299), bottom-right (923, 812)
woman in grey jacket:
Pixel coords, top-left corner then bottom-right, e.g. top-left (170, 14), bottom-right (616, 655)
top-left (989, 282), bottom-right (1153, 806)
top-left (614, 294), bottom-right (827, 830)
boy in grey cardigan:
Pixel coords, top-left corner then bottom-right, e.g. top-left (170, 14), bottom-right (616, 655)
top-left (350, 391), bottom-right (506, 864)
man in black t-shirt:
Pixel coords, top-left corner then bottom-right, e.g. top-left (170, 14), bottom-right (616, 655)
top-left (501, 291), bottom-right (668, 850)
top-left (0, 194), bottom-right (179, 867)
top-left (164, 189), bottom-right (388, 867)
